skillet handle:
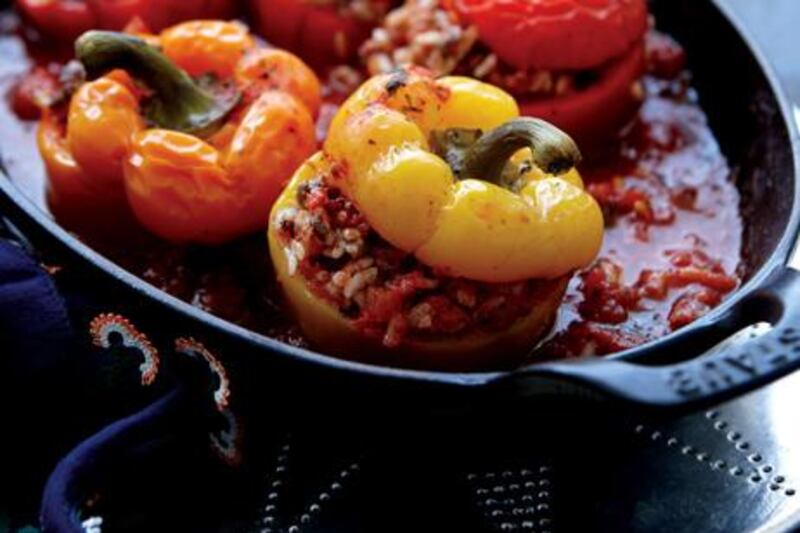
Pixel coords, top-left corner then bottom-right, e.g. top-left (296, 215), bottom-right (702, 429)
top-left (498, 267), bottom-right (800, 409)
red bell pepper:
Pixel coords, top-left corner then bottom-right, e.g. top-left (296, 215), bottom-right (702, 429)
top-left (449, 0), bottom-right (649, 148)
top-left (16, 0), bottom-right (239, 42)
top-left (450, 0), bottom-right (648, 70)
top-left (247, 0), bottom-right (392, 69)
top-left (520, 44), bottom-right (646, 149)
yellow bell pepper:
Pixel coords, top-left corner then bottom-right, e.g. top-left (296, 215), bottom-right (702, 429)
top-left (268, 67), bottom-right (604, 369)
top-left (323, 67), bottom-right (603, 282)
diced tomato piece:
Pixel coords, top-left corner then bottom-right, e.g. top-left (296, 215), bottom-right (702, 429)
top-left (636, 269), bottom-right (668, 300)
top-left (668, 288), bottom-right (722, 330)
top-left (546, 321), bottom-right (649, 357)
top-left (669, 267), bottom-right (738, 293)
top-left (10, 66), bottom-right (61, 121)
top-left (579, 259), bottom-right (639, 324)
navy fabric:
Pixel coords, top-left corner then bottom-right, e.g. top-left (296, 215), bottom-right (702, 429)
top-left (39, 386), bottom-right (187, 533)
top-left (0, 240), bottom-right (73, 381)
top-left (0, 238), bottom-right (81, 527)
top-left (0, 234), bottom-right (245, 532)
top-left (0, 236), bottom-right (214, 531)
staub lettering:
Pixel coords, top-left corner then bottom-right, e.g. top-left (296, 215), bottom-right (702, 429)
top-left (665, 338), bottom-right (799, 398)
top-left (667, 369), bottom-right (702, 397)
top-left (724, 352), bottom-right (759, 375)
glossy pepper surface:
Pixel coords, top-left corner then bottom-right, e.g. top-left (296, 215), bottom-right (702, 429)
top-left (321, 68), bottom-right (603, 282)
top-left (449, 0), bottom-right (648, 148)
top-left (268, 67), bottom-right (604, 367)
top-left (450, 0), bottom-right (648, 71)
top-left (40, 21), bottom-right (320, 244)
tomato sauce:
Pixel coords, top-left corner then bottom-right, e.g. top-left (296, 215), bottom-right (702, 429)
top-left (540, 54), bottom-right (742, 357)
top-left (0, 11), bottom-right (743, 363)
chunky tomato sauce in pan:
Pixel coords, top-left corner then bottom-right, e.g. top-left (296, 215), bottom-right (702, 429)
top-left (0, 12), bottom-right (742, 362)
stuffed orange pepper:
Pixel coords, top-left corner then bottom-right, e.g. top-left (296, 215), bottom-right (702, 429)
top-left (268, 67), bottom-right (604, 370)
top-left (38, 21), bottom-right (320, 244)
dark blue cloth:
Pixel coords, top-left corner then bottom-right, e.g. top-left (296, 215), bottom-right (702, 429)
top-left (0, 238), bottom-right (225, 531)
top-left (0, 240), bottom-right (73, 381)
top-left (40, 387), bottom-right (187, 533)
top-left (0, 239), bottom-right (80, 527)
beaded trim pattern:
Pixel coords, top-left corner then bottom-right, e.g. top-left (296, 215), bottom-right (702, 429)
top-left (89, 313), bottom-right (160, 386)
top-left (175, 336), bottom-right (231, 411)
top-left (175, 336), bottom-right (240, 466)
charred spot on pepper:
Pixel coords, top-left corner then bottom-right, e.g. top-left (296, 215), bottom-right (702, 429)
top-left (296, 177), bottom-right (322, 206)
top-left (329, 160), bottom-right (349, 183)
top-left (257, 64), bottom-right (278, 80)
top-left (400, 92), bottom-right (424, 114)
top-left (384, 68), bottom-right (409, 95)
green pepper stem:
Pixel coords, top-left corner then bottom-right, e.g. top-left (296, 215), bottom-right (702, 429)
top-left (461, 117), bottom-right (581, 185)
top-left (75, 30), bottom-right (239, 137)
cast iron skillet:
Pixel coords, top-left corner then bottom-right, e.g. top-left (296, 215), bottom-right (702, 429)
top-left (1, 0), bottom-right (799, 412)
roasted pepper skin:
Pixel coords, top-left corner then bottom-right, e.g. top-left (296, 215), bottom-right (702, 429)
top-left (38, 70), bottom-right (142, 235)
top-left (16, 0), bottom-right (239, 42)
top-left (519, 44), bottom-right (646, 150)
top-left (39, 107), bottom-right (127, 236)
top-left (40, 22), bottom-right (319, 244)
top-left (323, 68), bottom-right (603, 282)
top-left (268, 68), bottom-right (604, 367)
top-left (451, 0), bottom-right (648, 71)
top-left (125, 90), bottom-right (315, 243)
top-left (160, 20), bottom-right (255, 79)
top-left (449, 0), bottom-right (648, 148)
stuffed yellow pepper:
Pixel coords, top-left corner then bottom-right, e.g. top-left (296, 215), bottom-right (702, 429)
top-left (268, 67), bottom-right (604, 370)
top-left (39, 21), bottom-right (320, 244)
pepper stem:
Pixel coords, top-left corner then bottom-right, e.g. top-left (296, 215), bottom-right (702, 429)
top-left (461, 117), bottom-right (581, 185)
top-left (75, 30), bottom-right (239, 137)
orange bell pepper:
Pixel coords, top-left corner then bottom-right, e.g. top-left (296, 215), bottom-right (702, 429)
top-left (40, 21), bottom-right (320, 244)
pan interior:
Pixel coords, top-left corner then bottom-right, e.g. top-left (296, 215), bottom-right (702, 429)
top-left (651, 0), bottom-right (796, 279)
top-left (0, 0), bottom-right (796, 381)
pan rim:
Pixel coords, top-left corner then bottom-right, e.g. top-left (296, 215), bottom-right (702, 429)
top-left (0, 0), bottom-right (798, 389)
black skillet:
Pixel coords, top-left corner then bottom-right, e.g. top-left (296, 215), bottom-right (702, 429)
top-left (1, 0), bottom-right (799, 414)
